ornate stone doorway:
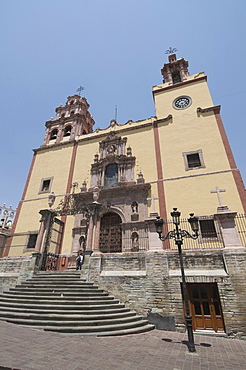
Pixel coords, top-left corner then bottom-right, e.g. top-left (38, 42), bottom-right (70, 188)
top-left (188, 283), bottom-right (225, 332)
top-left (99, 212), bottom-right (122, 253)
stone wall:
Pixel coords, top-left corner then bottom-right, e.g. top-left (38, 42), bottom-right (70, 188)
top-left (88, 248), bottom-right (246, 338)
top-left (0, 253), bottom-right (40, 293)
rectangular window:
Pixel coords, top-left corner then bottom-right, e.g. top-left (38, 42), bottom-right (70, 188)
top-left (39, 177), bottom-right (53, 194)
top-left (27, 233), bottom-right (38, 249)
top-left (187, 153), bottom-right (201, 168)
top-left (199, 218), bottom-right (217, 239)
top-left (183, 150), bottom-right (205, 171)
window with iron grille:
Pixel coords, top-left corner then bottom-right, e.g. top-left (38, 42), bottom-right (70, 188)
top-left (199, 219), bottom-right (217, 239)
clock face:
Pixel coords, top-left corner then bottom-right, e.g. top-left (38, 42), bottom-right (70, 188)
top-left (173, 96), bottom-right (192, 109)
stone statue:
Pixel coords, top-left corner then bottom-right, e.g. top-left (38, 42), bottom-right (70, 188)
top-left (48, 192), bottom-right (56, 209)
top-left (93, 187), bottom-right (100, 203)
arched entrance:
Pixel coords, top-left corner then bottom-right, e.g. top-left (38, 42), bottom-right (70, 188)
top-left (99, 212), bottom-right (122, 253)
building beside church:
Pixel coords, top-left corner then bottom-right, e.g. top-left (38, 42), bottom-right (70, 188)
top-left (2, 53), bottom-right (246, 337)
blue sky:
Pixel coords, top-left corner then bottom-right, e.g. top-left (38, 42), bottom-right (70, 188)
top-left (1, 0), bottom-right (246, 209)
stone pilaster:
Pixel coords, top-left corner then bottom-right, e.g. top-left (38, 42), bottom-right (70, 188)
top-left (214, 208), bottom-right (242, 248)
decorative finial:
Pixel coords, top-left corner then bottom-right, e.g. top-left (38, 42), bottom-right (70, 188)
top-left (165, 47), bottom-right (178, 55)
top-left (76, 86), bottom-right (84, 96)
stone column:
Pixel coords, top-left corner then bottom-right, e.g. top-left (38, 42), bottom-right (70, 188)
top-left (0, 229), bottom-right (11, 258)
top-left (35, 209), bottom-right (56, 253)
top-left (214, 206), bottom-right (242, 248)
top-left (35, 209), bottom-right (56, 270)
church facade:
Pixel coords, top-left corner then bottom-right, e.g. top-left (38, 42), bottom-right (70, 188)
top-left (2, 54), bottom-right (246, 337)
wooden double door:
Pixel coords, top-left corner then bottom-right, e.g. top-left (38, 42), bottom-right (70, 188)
top-left (99, 212), bottom-right (122, 253)
top-left (188, 283), bottom-right (225, 332)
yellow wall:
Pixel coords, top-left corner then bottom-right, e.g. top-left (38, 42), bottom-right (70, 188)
top-left (8, 73), bottom-right (245, 257)
top-left (153, 76), bottom-right (244, 216)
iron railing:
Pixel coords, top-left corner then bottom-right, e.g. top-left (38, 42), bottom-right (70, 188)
top-left (235, 214), bottom-right (246, 247)
top-left (162, 217), bottom-right (224, 250)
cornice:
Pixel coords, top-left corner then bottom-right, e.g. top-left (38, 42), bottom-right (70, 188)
top-left (45, 114), bottom-right (85, 128)
top-left (152, 76), bottom-right (207, 96)
top-left (197, 105), bottom-right (221, 114)
top-left (33, 114), bottom-right (172, 153)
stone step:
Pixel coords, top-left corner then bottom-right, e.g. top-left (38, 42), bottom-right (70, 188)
top-left (1, 315), bottom-right (142, 327)
top-left (18, 323), bottom-right (155, 336)
top-left (0, 301), bottom-right (125, 310)
top-left (0, 305), bottom-right (131, 315)
top-left (36, 272), bottom-right (82, 274)
top-left (0, 296), bottom-right (119, 305)
top-left (22, 281), bottom-right (92, 286)
top-left (12, 285), bottom-right (103, 292)
top-left (0, 271), bottom-right (154, 336)
top-left (0, 310), bottom-right (136, 321)
top-left (15, 319), bottom-right (151, 333)
top-left (0, 295), bottom-right (113, 302)
top-left (5, 291), bottom-right (108, 297)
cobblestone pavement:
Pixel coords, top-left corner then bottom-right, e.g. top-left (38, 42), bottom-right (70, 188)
top-left (0, 321), bottom-right (246, 370)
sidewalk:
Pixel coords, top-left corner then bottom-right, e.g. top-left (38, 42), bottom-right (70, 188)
top-left (0, 321), bottom-right (245, 370)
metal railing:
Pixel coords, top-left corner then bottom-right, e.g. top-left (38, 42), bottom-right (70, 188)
top-left (235, 214), bottom-right (246, 247)
top-left (162, 218), bottom-right (224, 250)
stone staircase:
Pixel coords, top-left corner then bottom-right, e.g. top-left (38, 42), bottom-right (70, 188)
top-left (0, 271), bottom-right (154, 336)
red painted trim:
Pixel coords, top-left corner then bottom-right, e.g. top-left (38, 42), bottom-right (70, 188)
top-left (4, 153), bottom-right (37, 256)
top-left (153, 121), bottom-right (169, 248)
top-left (56, 141), bottom-right (78, 254)
top-left (214, 112), bottom-right (246, 213)
top-left (152, 76), bottom-right (207, 97)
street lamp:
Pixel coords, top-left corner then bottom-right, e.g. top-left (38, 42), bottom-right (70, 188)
top-left (154, 208), bottom-right (199, 353)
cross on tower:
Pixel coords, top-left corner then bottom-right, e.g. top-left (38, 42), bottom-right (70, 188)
top-left (147, 194), bottom-right (159, 213)
top-left (210, 186), bottom-right (226, 206)
top-left (76, 86), bottom-right (84, 96)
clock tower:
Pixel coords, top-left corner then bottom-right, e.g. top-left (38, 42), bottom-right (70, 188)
top-left (152, 53), bottom-right (246, 216)
top-left (153, 53), bottom-right (213, 120)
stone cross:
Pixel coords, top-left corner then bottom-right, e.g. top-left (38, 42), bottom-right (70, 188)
top-left (210, 186), bottom-right (226, 206)
top-left (147, 194), bottom-right (159, 213)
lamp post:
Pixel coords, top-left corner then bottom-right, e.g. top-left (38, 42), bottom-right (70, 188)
top-left (154, 208), bottom-right (199, 353)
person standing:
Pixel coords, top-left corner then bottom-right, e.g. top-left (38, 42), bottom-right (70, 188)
top-left (76, 252), bottom-right (84, 270)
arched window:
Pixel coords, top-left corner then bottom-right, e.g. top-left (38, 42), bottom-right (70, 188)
top-left (172, 71), bottom-right (181, 84)
top-left (104, 164), bottom-right (118, 188)
top-left (64, 125), bottom-right (71, 137)
top-left (50, 129), bottom-right (58, 140)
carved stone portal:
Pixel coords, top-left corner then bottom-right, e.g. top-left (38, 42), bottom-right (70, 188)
top-left (90, 133), bottom-right (136, 189)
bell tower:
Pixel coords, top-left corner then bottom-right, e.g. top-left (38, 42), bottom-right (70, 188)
top-left (161, 53), bottom-right (189, 85)
top-left (153, 53), bottom-right (213, 120)
top-left (42, 94), bottom-right (95, 147)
